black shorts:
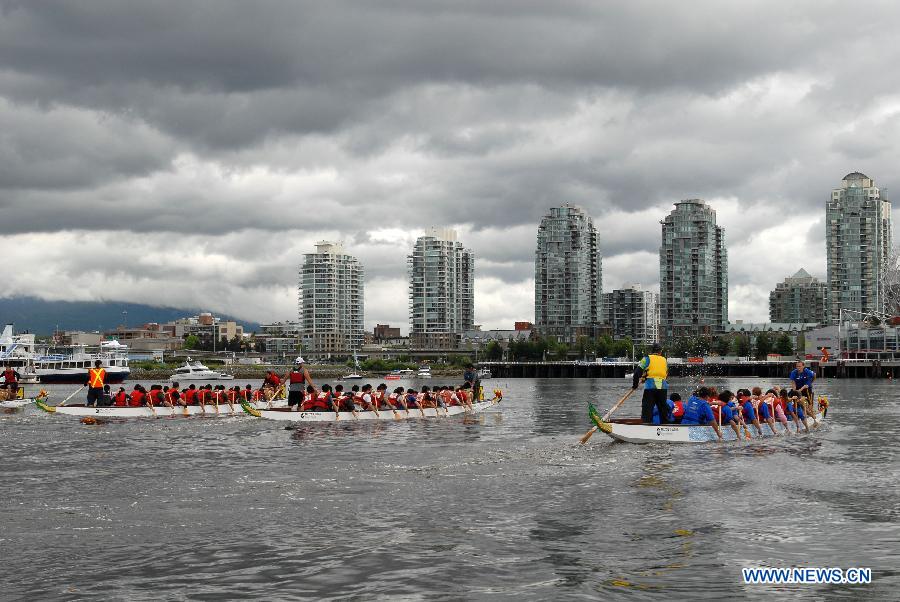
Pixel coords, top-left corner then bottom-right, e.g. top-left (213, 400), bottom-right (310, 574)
top-left (288, 390), bottom-right (303, 406)
top-left (86, 387), bottom-right (103, 404)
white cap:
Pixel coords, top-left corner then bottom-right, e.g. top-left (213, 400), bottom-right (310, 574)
top-left (295, 357), bottom-right (305, 365)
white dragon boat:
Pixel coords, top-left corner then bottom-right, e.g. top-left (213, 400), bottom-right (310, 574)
top-left (241, 395), bottom-right (502, 422)
top-left (35, 397), bottom-right (286, 418)
top-left (588, 402), bottom-right (826, 444)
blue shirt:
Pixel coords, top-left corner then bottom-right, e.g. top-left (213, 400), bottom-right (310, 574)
top-left (789, 367), bottom-right (816, 390)
top-left (651, 398), bottom-right (675, 424)
top-left (720, 403), bottom-right (735, 423)
top-left (681, 395), bottom-right (714, 425)
top-left (757, 401), bottom-right (771, 421)
top-left (742, 400), bottom-right (756, 422)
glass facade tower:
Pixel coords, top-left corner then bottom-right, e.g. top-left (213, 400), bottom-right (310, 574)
top-left (534, 205), bottom-right (602, 343)
top-left (826, 172), bottom-right (892, 322)
top-left (659, 199), bottom-right (728, 340)
top-left (299, 241), bottom-right (365, 358)
top-left (408, 227), bottom-right (475, 349)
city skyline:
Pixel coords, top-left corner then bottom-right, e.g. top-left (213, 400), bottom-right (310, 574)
top-left (4, 3), bottom-right (900, 331)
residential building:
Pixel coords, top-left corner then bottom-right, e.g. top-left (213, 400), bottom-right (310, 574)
top-left (408, 227), bottom-right (475, 350)
top-left (161, 313), bottom-right (244, 348)
top-left (534, 205), bottom-right (603, 343)
top-left (769, 268), bottom-right (828, 325)
top-left (826, 171), bottom-right (892, 322)
top-left (373, 324), bottom-right (401, 340)
top-left (659, 199), bottom-right (728, 339)
top-left (724, 321), bottom-right (819, 355)
top-left (299, 241), bottom-right (365, 358)
top-left (102, 324), bottom-right (183, 352)
top-left (256, 321), bottom-right (303, 356)
top-left (601, 284), bottom-right (659, 344)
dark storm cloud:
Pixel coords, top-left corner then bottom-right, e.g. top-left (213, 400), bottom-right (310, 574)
top-left (3, 1), bottom-right (900, 324)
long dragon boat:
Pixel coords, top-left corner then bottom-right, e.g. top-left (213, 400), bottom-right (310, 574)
top-left (240, 396), bottom-right (501, 422)
top-left (35, 398), bottom-right (285, 418)
top-left (588, 402), bottom-right (826, 444)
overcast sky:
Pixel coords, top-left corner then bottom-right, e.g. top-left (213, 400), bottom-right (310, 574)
top-left (2, 1), bottom-right (898, 332)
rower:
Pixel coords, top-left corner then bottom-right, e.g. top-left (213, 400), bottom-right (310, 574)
top-left (285, 357), bottom-right (314, 412)
top-left (113, 387), bottom-right (128, 407)
top-left (679, 386), bottom-right (724, 441)
top-left (405, 388), bottom-right (420, 409)
top-left (670, 393), bottom-right (684, 423)
top-left (753, 387), bottom-right (779, 435)
top-left (167, 382), bottom-right (185, 407)
top-left (358, 384), bottom-right (377, 411)
top-left (129, 385), bottom-right (145, 407)
top-left (84, 360), bottom-right (107, 407)
top-left (737, 389), bottom-right (763, 437)
top-left (717, 391), bottom-right (743, 439)
top-left (99, 385), bottom-right (113, 407)
top-left (632, 343), bottom-right (670, 425)
top-left (789, 360), bottom-right (817, 417)
top-left (184, 384), bottom-right (198, 405)
top-left (2, 364), bottom-right (21, 399)
top-left (375, 383), bottom-right (391, 410)
top-left (389, 386), bottom-right (406, 410)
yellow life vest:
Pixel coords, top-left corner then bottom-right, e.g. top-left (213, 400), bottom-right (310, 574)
top-left (645, 354), bottom-right (667, 380)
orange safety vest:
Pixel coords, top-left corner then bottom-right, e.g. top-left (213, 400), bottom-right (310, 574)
top-left (88, 367), bottom-right (106, 388)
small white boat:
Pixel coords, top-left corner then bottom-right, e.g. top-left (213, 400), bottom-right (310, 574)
top-left (168, 359), bottom-right (234, 381)
top-left (241, 396), bottom-right (501, 422)
top-left (477, 368), bottom-right (491, 379)
top-left (0, 397), bottom-right (40, 410)
top-left (342, 373), bottom-right (364, 380)
top-left (587, 403), bottom-right (825, 444)
top-left (417, 366), bottom-right (432, 378)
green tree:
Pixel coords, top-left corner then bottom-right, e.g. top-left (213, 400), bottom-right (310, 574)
top-left (484, 340), bottom-right (503, 361)
top-left (594, 335), bottom-right (613, 358)
top-left (184, 334), bottom-right (200, 350)
top-left (775, 333), bottom-right (794, 356)
top-left (732, 335), bottom-right (751, 357)
top-left (754, 332), bottom-right (773, 359)
top-left (713, 336), bottom-right (731, 356)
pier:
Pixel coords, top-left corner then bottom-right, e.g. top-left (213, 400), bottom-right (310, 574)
top-left (481, 360), bottom-right (897, 379)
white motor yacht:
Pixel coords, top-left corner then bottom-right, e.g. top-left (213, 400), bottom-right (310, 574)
top-left (168, 359), bottom-right (234, 381)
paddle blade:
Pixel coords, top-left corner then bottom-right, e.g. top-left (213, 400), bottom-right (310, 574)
top-left (579, 427), bottom-right (597, 445)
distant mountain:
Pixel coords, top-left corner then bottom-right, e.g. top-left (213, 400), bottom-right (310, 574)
top-left (0, 296), bottom-right (260, 335)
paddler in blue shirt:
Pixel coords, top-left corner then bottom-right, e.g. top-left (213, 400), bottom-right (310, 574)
top-left (632, 343), bottom-right (670, 424)
top-left (680, 386), bottom-right (724, 441)
top-left (788, 360), bottom-right (817, 417)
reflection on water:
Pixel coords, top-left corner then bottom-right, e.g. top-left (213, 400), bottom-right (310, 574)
top-left (2, 378), bottom-right (899, 600)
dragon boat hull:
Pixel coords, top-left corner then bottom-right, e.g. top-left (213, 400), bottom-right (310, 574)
top-left (588, 403), bottom-right (825, 444)
top-left (242, 398), bottom-right (501, 421)
top-left (35, 399), bottom-right (286, 418)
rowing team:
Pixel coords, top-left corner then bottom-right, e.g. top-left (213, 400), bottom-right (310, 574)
top-left (88, 382), bottom-right (281, 409)
top-left (654, 386), bottom-right (825, 440)
top-left (290, 383), bottom-right (482, 413)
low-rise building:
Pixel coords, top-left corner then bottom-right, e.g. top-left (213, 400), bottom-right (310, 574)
top-left (724, 321), bottom-right (819, 353)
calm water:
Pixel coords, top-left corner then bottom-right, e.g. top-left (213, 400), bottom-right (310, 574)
top-left (2, 378), bottom-right (898, 601)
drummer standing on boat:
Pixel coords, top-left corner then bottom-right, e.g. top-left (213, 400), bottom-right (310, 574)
top-left (2, 364), bottom-right (21, 399)
top-left (84, 360), bottom-right (106, 407)
top-left (789, 360), bottom-right (816, 411)
top-left (633, 343), bottom-right (670, 424)
top-left (284, 357), bottom-right (314, 411)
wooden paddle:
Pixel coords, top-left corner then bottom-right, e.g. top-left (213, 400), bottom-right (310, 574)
top-left (580, 387), bottom-right (637, 444)
top-left (58, 385), bottom-right (86, 407)
top-left (266, 384), bottom-right (285, 409)
top-left (147, 394), bottom-right (158, 418)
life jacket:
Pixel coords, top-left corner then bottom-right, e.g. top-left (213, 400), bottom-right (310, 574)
top-left (113, 391), bottom-right (127, 407)
top-left (165, 389), bottom-right (179, 405)
top-left (3, 368), bottom-right (16, 382)
top-left (182, 389), bottom-right (194, 404)
top-left (87, 367), bottom-right (106, 388)
top-left (645, 354), bottom-right (667, 379)
top-left (227, 390), bottom-right (238, 403)
top-left (288, 370), bottom-right (305, 384)
top-left (129, 390), bottom-right (144, 407)
top-left (406, 393), bottom-right (419, 408)
top-left (672, 400), bottom-right (684, 418)
top-left (252, 389), bottom-right (263, 402)
top-left (711, 404), bottom-right (721, 423)
top-left (311, 392), bottom-right (331, 411)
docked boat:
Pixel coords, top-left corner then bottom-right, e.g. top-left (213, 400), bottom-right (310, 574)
top-left (385, 373), bottom-right (402, 380)
top-left (168, 359), bottom-right (234, 381)
top-left (32, 344), bottom-right (130, 384)
top-left (0, 325), bottom-right (41, 383)
top-left (587, 403), bottom-right (826, 444)
top-left (477, 367), bottom-right (492, 379)
top-left (416, 365), bottom-right (432, 378)
top-left (240, 395), bottom-right (501, 422)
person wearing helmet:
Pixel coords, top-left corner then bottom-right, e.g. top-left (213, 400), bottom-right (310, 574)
top-left (633, 343), bottom-right (670, 425)
top-left (284, 357), bottom-right (314, 411)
